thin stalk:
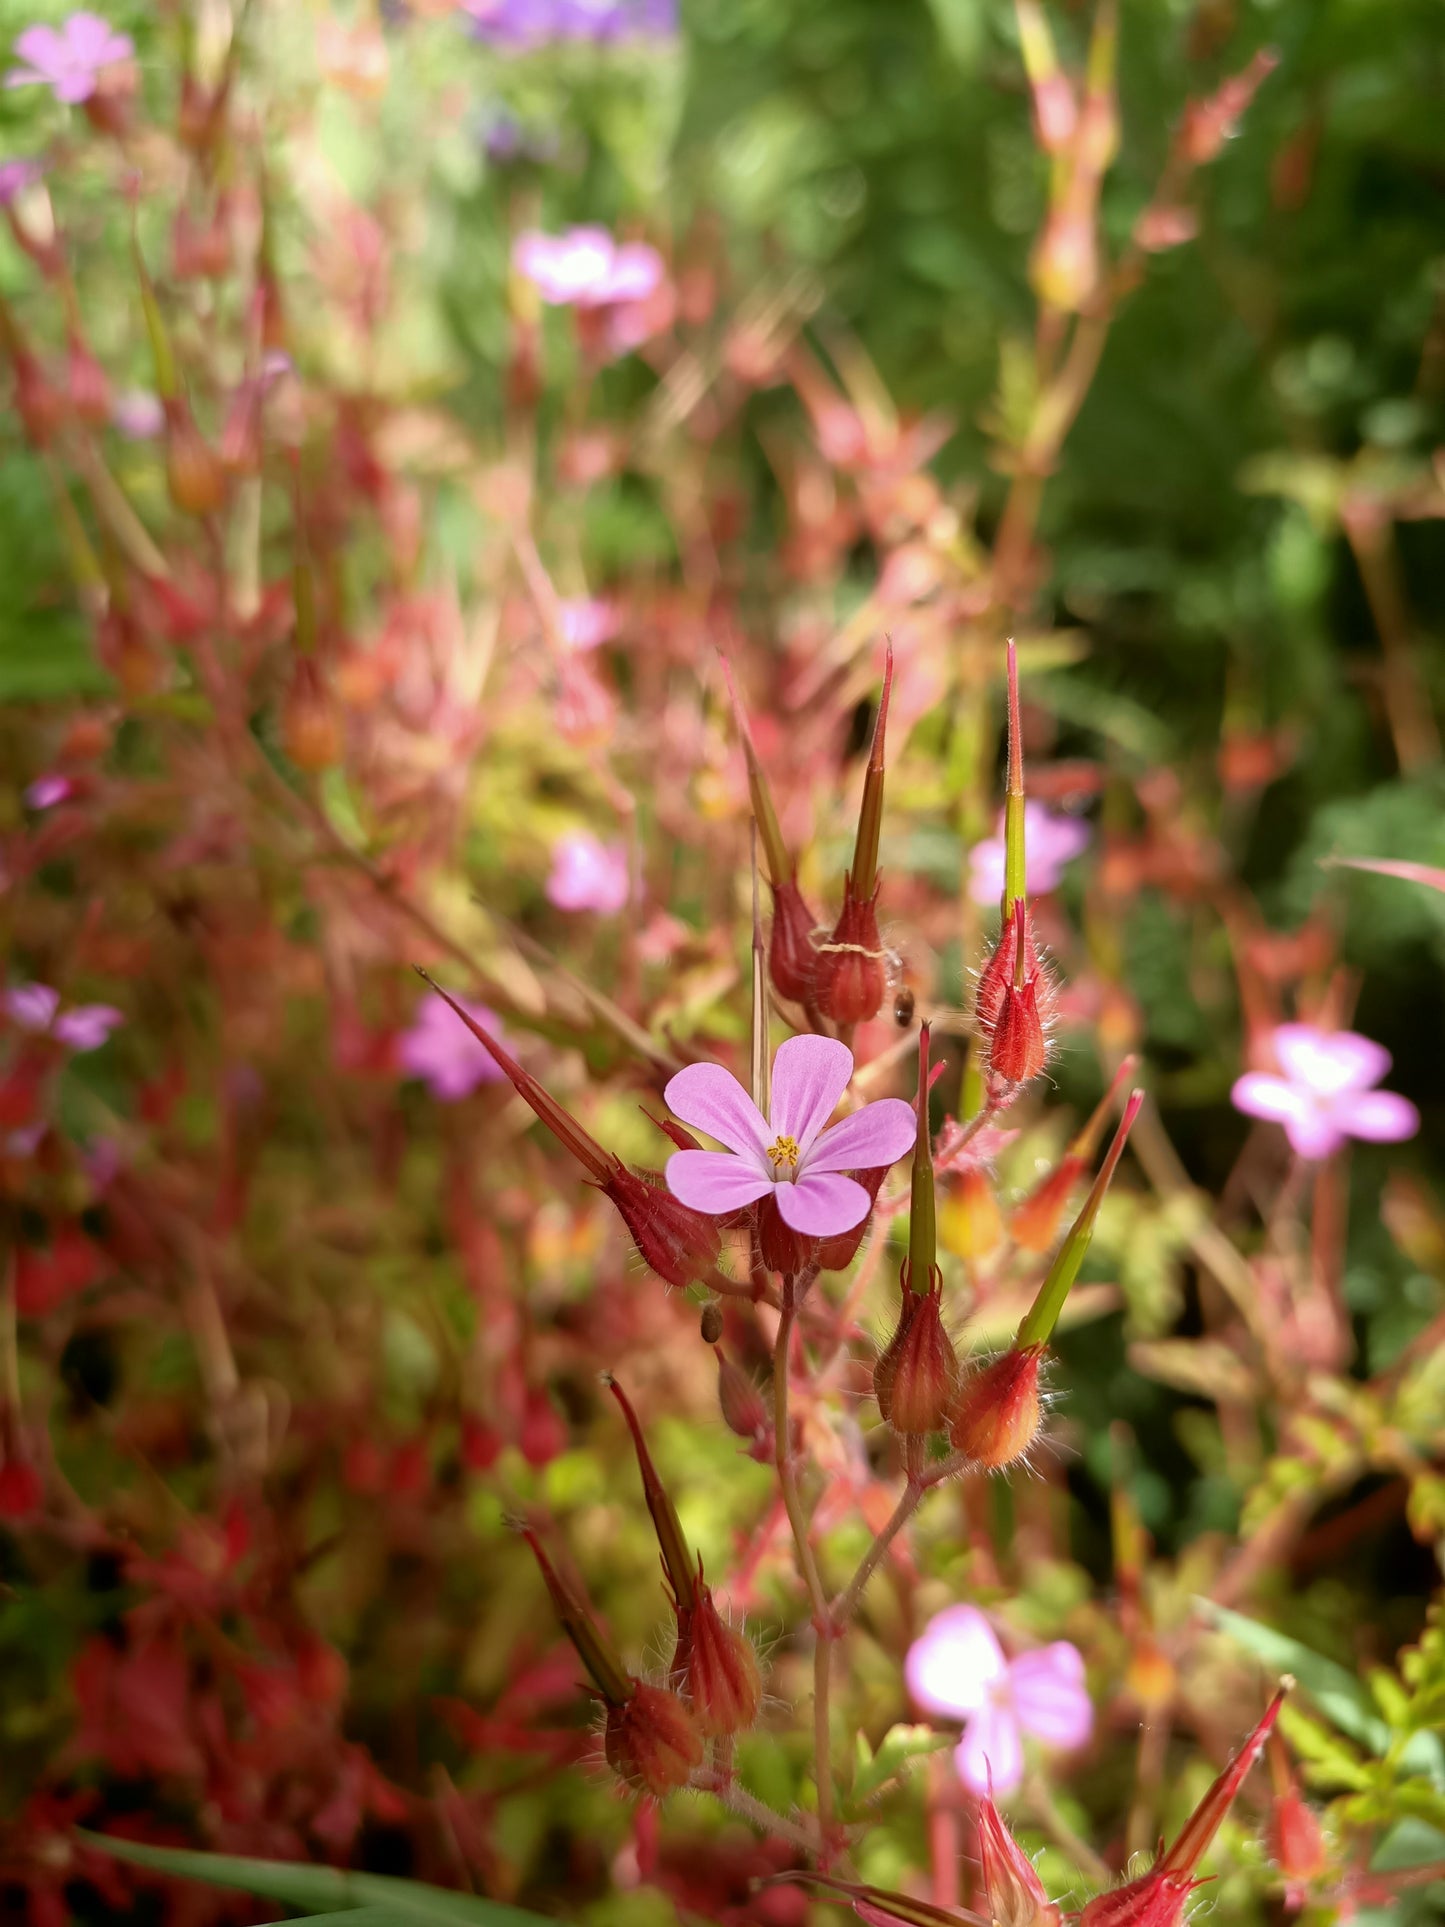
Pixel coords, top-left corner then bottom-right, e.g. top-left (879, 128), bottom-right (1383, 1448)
top-left (773, 1283), bottom-right (834, 1840)
top-left (693, 1771), bottom-right (820, 1854)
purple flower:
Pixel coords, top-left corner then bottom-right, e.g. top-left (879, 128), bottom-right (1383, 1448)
top-left (967, 803), bottom-right (1091, 906)
top-left (464, 0), bottom-right (675, 46)
top-left (1231, 1023), bottom-right (1419, 1161)
top-left (397, 991), bottom-right (507, 1101)
top-left (0, 157), bottom-right (43, 204)
top-left (6, 13), bottom-right (134, 105)
top-left (546, 831), bottom-right (631, 913)
top-left (905, 1604), bottom-right (1093, 1797)
top-left (513, 226), bottom-right (664, 309)
top-left (3, 981), bottom-right (123, 1052)
top-left (111, 388), bottom-right (165, 439)
top-left (24, 773), bottom-right (74, 810)
top-left (557, 598), bottom-right (618, 652)
top-left (663, 1034), bottom-right (916, 1238)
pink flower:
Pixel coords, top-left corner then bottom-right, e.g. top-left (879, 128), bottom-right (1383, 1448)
top-left (556, 598), bottom-right (619, 652)
top-left (968, 803), bottom-right (1090, 906)
top-left (112, 388), bottom-right (164, 439)
top-left (0, 157), bottom-right (43, 204)
top-left (513, 226), bottom-right (664, 309)
top-left (3, 982), bottom-right (123, 1052)
top-left (24, 774), bottom-right (74, 810)
top-left (664, 1034), bottom-right (915, 1237)
top-left (546, 831), bottom-right (631, 913)
top-left (906, 1604), bottom-right (1093, 1796)
top-left (397, 991), bottom-right (507, 1102)
top-left (1231, 1023), bottom-right (1419, 1160)
top-left (6, 13), bottom-right (134, 104)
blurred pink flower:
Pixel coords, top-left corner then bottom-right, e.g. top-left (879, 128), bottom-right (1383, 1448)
top-left (397, 991), bottom-right (507, 1101)
top-left (968, 803), bottom-right (1090, 906)
top-left (1231, 1023), bottom-right (1419, 1160)
top-left (24, 773), bottom-right (74, 809)
top-left (546, 831), bottom-right (631, 913)
top-left (513, 226), bottom-right (664, 308)
top-left (112, 388), bottom-right (164, 439)
top-left (0, 157), bottom-right (43, 203)
top-left (6, 13), bottom-right (133, 104)
top-left (664, 1034), bottom-right (915, 1236)
top-left (3, 982), bottom-right (123, 1052)
top-left (905, 1604), bottom-right (1093, 1796)
top-left (557, 597), bottom-right (619, 652)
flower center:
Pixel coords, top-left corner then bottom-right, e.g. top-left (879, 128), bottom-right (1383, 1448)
top-left (765, 1134), bottom-right (801, 1176)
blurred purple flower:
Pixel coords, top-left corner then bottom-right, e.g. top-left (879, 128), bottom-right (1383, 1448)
top-left (546, 830), bottom-right (631, 912)
top-left (24, 774), bottom-right (74, 810)
top-left (478, 109), bottom-right (560, 163)
top-left (397, 991), bottom-right (507, 1101)
top-left (6, 12), bottom-right (134, 104)
top-left (465, 0), bottom-right (675, 46)
top-left (0, 157), bottom-right (43, 203)
top-left (1232, 1023), bottom-right (1419, 1160)
top-left (112, 388), bottom-right (165, 439)
top-left (4, 982), bottom-right (124, 1052)
top-left (968, 802), bottom-right (1090, 906)
top-left (664, 1034), bottom-right (915, 1236)
top-left (514, 226), bottom-right (664, 308)
top-left (557, 598), bottom-right (618, 652)
top-left (906, 1604), bottom-right (1093, 1796)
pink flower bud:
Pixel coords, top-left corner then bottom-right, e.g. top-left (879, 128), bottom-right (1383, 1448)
top-left (949, 1345), bottom-right (1044, 1469)
top-left (977, 1793), bottom-right (1062, 1927)
top-left (604, 1682), bottom-right (704, 1797)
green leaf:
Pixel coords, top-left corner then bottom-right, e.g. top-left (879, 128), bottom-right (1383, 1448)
top-left (850, 1722), bottom-right (954, 1806)
top-left (76, 1836), bottom-right (551, 1927)
top-left (1200, 1603), bottom-right (1390, 1752)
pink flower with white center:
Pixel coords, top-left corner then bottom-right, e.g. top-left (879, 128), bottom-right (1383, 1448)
top-left (3, 982), bottom-right (123, 1052)
top-left (557, 598), bottom-right (618, 652)
top-left (906, 1604), bottom-right (1093, 1797)
top-left (546, 830), bottom-right (631, 913)
top-left (664, 1034), bottom-right (915, 1238)
top-left (513, 226), bottom-right (664, 309)
top-left (397, 991), bottom-right (507, 1101)
top-left (1231, 1023), bottom-right (1419, 1161)
top-left (6, 13), bottom-right (134, 104)
top-left (967, 803), bottom-right (1091, 906)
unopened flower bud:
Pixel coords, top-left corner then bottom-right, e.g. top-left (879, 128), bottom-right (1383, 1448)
top-left (604, 1681), bottom-right (704, 1796)
top-left (66, 336), bottom-right (110, 425)
top-left (769, 874), bottom-right (819, 1006)
top-left (13, 351), bottom-right (65, 446)
top-left (812, 1162), bottom-right (888, 1272)
top-left (990, 972), bottom-right (1048, 1086)
top-left (1030, 205), bottom-right (1099, 314)
top-left (682, 1576), bottom-right (761, 1738)
top-left (875, 1282), bottom-right (958, 1436)
top-left (949, 1345), bottom-right (1044, 1469)
top-left (716, 1347), bottom-right (770, 1455)
top-left (283, 657), bottom-right (343, 772)
top-left (603, 1166), bottom-right (722, 1289)
top-left (1180, 49), bottom-right (1279, 167)
top-left (977, 1793), bottom-right (1062, 1927)
top-left (166, 402), bottom-right (227, 517)
top-left (1271, 1783), bottom-right (1327, 1906)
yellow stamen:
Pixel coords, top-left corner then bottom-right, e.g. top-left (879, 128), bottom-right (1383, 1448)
top-left (765, 1134), bottom-right (801, 1174)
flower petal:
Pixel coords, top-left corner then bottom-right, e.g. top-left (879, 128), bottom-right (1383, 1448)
top-left (664, 1064), bottom-right (769, 1163)
top-left (3, 984), bottom-right (60, 1032)
top-left (1231, 1072), bottom-right (1306, 1125)
top-left (1272, 1024), bottom-right (1390, 1097)
top-left (803, 1097), bottom-right (916, 1177)
top-left (773, 1170), bottom-right (869, 1235)
top-left (52, 1005), bottom-right (124, 1053)
top-left (955, 1703), bottom-right (1024, 1798)
top-left (1341, 1089), bottom-right (1419, 1144)
top-left (769, 1033), bottom-right (854, 1153)
top-left (1008, 1644), bottom-right (1093, 1750)
top-left (665, 1149), bottom-right (774, 1217)
top-left (905, 1604), bottom-right (1006, 1719)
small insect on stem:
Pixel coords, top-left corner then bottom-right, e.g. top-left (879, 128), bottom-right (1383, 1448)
top-left (894, 985), bottom-right (917, 1028)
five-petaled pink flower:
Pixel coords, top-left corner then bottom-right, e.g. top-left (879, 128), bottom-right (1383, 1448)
top-left (906, 1604), bottom-right (1093, 1796)
top-left (397, 991), bottom-right (507, 1101)
top-left (546, 830), bottom-right (631, 913)
top-left (3, 982), bottom-right (123, 1053)
top-left (1231, 1022), bottom-right (1418, 1160)
top-left (7, 13), bottom-right (134, 104)
top-left (968, 802), bottom-right (1090, 906)
top-left (664, 1034), bottom-right (915, 1237)
top-left (513, 226), bottom-right (664, 308)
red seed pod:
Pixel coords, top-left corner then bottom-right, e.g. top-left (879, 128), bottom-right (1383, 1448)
top-left (0, 1458), bottom-right (43, 1520)
top-left (812, 877), bottom-right (887, 1027)
top-left (754, 1192), bottom-right (814, 1277)
top-left (990, 974), bottom-right (1047, 1086)
top-left (604, 1681), bottom-right (704, 1797)
top-left (977, 1792), bottom-right (1062, 1927)
top-left (282, 657), bottom-right (343, 772)
top-left (66, 336), bottom-right (110, 426)
top-left (518, 1387), bottom-right (566, 1469)
top-left (874, 1280), bottom-right (958, 1436)
top-left (977, 900), bottom-right (1056, 1091)
top-left (681, 1579), bottom-right (761, 1738)
top-left (715, 1347), bottom-right (770, 1455)
top-left (165, 401), bottom-right (227, 517)
top-left (949, 1345), bottom-right (1044, 1469)
top-left (13, 351), bottom-right (65, 446)
top-left (460, 1414), bottom-right (503, 1472)
top-left (768, 874), bottom-right (819, 1006)
top-left (813, 1163), bottom-right (888, 1271)
top-left (603, 1166), bottom-right (722, 1290)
